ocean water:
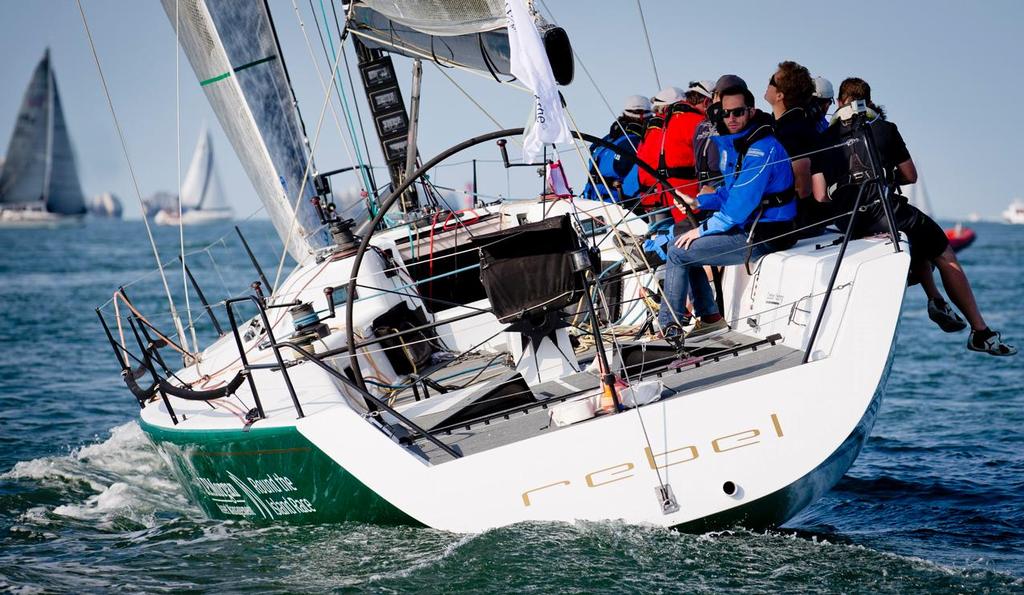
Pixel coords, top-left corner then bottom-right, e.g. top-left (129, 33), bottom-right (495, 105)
top-left (1, 219), bottom-right (1022, 593)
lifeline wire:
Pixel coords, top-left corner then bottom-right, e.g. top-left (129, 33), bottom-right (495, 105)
top-left (77, 0), bottom-right (191, 356)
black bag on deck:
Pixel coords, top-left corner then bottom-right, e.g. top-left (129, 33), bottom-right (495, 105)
top-left (472, 215), bottom-right (586, 324)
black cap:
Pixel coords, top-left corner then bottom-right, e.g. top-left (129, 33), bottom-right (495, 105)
top-left (713, 74), bottom-right (747, 94)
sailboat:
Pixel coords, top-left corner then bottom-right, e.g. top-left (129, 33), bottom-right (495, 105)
top-left (0, 49), bottom-right (87, 226)
top-left (95, 0), bottom-right (909, 532)
top-left (154, 125), bottom-right (234, 225)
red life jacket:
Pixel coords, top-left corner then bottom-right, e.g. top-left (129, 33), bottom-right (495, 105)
top-left (636, 102), bottom-right (705, 222)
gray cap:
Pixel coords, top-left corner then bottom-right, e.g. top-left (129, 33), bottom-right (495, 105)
top-left (813, 76), bottom-right (834, 99)
top-left (713, 74), bottom-right (747, 94)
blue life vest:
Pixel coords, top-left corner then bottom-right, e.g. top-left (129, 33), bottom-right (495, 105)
top-left (641, 218), bottom-right (677, 262)
top-left (582, 121), bottom-right (643, 202)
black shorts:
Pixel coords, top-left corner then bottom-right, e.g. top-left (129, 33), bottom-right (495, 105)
top-left (856, 203), bottom-right (948, 262)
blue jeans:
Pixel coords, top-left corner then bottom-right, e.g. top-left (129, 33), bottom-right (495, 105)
top-left (658, 229), bottom-right (772, 330)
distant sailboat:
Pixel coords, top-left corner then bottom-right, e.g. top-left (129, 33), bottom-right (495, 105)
top-left (154, 125), bottom-right (234, 225)
top-left (87, 192), bottom-right (123, 218)
top-left (0, 49), bottom-right (87, 226)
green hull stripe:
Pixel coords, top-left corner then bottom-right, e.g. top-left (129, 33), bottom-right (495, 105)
top-left (199, 55), bottom-right (278, 87)
top-left (139, 420), bottom-right (416, 525)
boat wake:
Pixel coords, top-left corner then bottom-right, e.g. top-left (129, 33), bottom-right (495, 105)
top-left (2, 422), bottom-right (195, 529)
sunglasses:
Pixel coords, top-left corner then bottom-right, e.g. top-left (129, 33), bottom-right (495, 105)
top-left (722, 107), bottom-right (749, 119)
top-left (768, 75), bottom-right (778, 88)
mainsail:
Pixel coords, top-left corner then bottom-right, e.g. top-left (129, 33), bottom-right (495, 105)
top-left (180, 124), bottom-right (229, 212)
top-left (163, 0), bottom-right (334, 262)
top-left (0, 49), bottom-right (86, 215)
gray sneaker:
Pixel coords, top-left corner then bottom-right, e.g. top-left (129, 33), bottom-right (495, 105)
top-left (927, 298), bottom-right (967, 333)
top-left (967, 329), bottom-right (1017, 356)
top-left (686, 317), bottom-right (729, 341)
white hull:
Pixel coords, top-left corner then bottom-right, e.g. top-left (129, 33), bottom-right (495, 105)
top-left (132, 201), bottom-right (909, 531)
top-left (153, 207), bottom-right (234, 226)
top-left (0, 205), bottom-right (84, 228)
top-left (1002, 201), bottom-right (1024, 224)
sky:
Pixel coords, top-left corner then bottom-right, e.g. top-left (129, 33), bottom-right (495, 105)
top-left (1, 0), bottom-right (1022, 222)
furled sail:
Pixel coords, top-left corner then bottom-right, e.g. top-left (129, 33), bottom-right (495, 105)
top-left (180, 124), bottom-right (228, 211)
top-left (349, 0), bottom-right (574, 85)
top-left (0, 49), bottom-right (87, 215)
top-left (162, 0), bottom-right (334, 262)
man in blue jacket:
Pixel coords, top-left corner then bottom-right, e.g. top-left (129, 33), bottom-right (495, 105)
top-left (658, 85), bottom-right (797, 344)
top-left (581, 95), bottom-right (650, 203)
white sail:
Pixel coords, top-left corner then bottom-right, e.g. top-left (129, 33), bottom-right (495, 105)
top-left (162, 0), bottom-right (333, 262)
top-left (179, 124), bottom-right (229, 211)
top-left (0, 49), bottom-right (86, 215)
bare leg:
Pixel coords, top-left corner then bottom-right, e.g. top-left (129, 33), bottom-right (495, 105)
top-left (912, 259), bottom-right (943, 301)
top-left (933, 246), bottom-right (986, 331)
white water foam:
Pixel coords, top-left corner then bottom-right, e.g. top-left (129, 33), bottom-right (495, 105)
top-left (2, 422), bottom-right (195, 527)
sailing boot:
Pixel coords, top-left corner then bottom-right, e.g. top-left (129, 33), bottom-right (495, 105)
top-left (967, 328), bottom-right (1017, 356)
top-left (927, 298), bottom-right (967, 332)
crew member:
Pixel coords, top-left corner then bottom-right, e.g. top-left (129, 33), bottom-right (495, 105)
top-left (765, 60), bottom-right (823, 235)
top-left (810, 76), bottom-right (834, 133)
top-left (658, 86), bottom-right (797, 346)
top-left (811, 77), bottom-right (1016, 356)
top-left (581, 95), bottom-right (651, 203)
top-left (636, 83), bottom-right (710, 222)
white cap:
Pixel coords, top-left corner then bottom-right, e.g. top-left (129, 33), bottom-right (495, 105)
top-left (651, 86), bottom-right (685, 106)
top-left (687, 80), bottom-right (715, 100)
top-left (622, 94), bottom-right (652, 115)
top-left (813, 76), bottom-right (834, 100)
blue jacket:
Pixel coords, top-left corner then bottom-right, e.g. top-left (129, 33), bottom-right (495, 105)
top-left (697, 121), bottom-right (796, 235)
top-left (581, 122), bottom-right (643, 201)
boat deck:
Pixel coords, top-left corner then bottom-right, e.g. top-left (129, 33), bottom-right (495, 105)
top-left (407, 330), bottom-right (803, 464)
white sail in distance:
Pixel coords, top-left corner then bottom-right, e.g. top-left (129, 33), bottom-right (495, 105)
top-left (0, 49), bottom-right (86, 215)
top-left (162, 0), bottom-right (333, 262)
top-left (180, 124), bottom-right (228, 212)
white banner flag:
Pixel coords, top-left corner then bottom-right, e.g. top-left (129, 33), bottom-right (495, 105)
top-left (506, 0), bottom-right (572, 162)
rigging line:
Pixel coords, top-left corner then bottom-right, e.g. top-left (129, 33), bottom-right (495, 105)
top-left (332, 2), bottom-right (379, 196)
top-left (175, 0), bottom-right (200, 356)
top-left (534, 0), bottom-right (637, 155)
top-left (269, 18), bottom-right (352, 297)
top-left (314, 0), bottom-right (374, 197)
top-left (635, 0), bottom-right (661, 90)
top-left (594, 277), bottom-right (670, 491)
top-left (77, 0), bottom-right (192, 357)
top-left (293, 0), bottom-right (368, 197)
top-left (431, 63), bottom-right (510, 141)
